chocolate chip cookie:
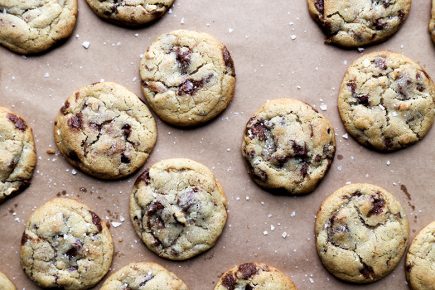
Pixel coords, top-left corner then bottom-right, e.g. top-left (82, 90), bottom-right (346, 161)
top-left (0, 0), bottom-right (77, 54)
top-left (0, 107), bottom-right (36, 204)
top-left (101, 262), bottom-right (189, 290)
top-left (54, 82), bottom-right (157, 179)
top-left (20, 198), bottom-right (113, 289)
top-left (214, 263), bottom-right (297, 290)
top-left (140, 30), bottom-right (236, 127)
top-left (405, 221), bottom-right (435, 290)
top-left (0, 271), bottom-right (15, 290)
top-left (431, 0), bottom-right (435, 43)
top-left (130, 158), bottom-right (228, 260)
top-left (338, 51), bottom-right (435, 151)
top-left (85, 0), bottom-right (175, 26)
top-left (307, 0), bottom-right (411, 47)
top-left (315, 183), bottom-right (409, 283)
top-left (241, 98), bottom-right (335, 195)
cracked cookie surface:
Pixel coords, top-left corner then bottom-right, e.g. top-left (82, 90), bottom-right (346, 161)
top-left (307, 0), bottom-right (411, 47)
top-left (0, 271), bottom-right (15, 290)
top-left (241, 98), bottom-right (335, 195)
top-left (130, 158), bottom-right (228, 260)
top-left (315, 183), bottom-right (409, 283)
top-left (85, 0), bottom-right (174, 26)
top-left (338, 51), bottom-right (435, 151)
top-left (0, 107), bottom-right (36, 204)
top-left (54, 82), bottom-right (157, 179)
top-left (431, 0), bottom-right (435, 43)
top-left (101, 262), bottom-right (189, 290)
top-left (214, 262), bottom-right (297, 290)
top-left (20, 198), bottom-right (113, 290)
top-left (405, 221), bottom-right (435, 290)
top-left (140, 30), bottom-right (236, 127)
top-left (0, 0), bottom-right (77, 54)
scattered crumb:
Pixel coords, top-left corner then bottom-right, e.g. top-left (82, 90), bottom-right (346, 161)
top-left (46, 148), bottom-right (56, 155)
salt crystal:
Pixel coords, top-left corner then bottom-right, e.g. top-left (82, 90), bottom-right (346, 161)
top-left (320, 103), bottom-right (327, 111)
top-left (282, 232), bottom-right (288, 239)
top-left (82, 41), bottom-right (90, 49)
top-left (342, 133), bottom-right (349, 139)
top-left (228, 28), bottom-right (234, 33)
top-left (290, 34), bottom-right (296, 40)
top-left (290, 211), bottom-right (296, 217)
top-left (111, 221), bottom-right (122, 228)
top-left (263, 231), bottom-right (268, 236)
top-left (180, 17), bottom-right (185, 24)
top-left (71, 169), bottom-right (77, 175)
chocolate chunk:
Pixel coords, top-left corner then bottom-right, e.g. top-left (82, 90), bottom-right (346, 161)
top-left (248, 119), bottom-right (268, 141)
top-left (314, 0), bottom-right (324, 14)
top-left (253, 168), bottom-right (268, 181)
top-left (60, 101), bottom-right (70, 115)
top-left (222, 46), bottom-right (235, 76)
top-left (300, 162), bottom-right (309, 178)
top-left (21, 233), bottom-right (30, 245)
top-left (68, 113), bottom-right (83, 130)
top-left (147, 201), bottom-right (164, 216)
top-left (122, 124), bottom-right (131, 138)
top-left (245, 285), bottom-right (253, 290)
top-left (120, 154), bottom-right (130, 164)
top-left (7, 113), bottom-right (27, 131)
top-left (356, 95), bottom-right (369, 106)
top-left (68, 150), bottom-right (80, 162)
top-left (292, 141), bottom-right (308, 158)
top-left (221, 273), bottom-right (236, 290)
top-left (65, 240), bottom-right (82, 258)
top-left (359, 263), bottom-right (375, 279)
top-left (384, 137), bottom-right (393, 149)
top-left (137, 169), bottom-right (151, 185)
top-left (177, 78), bottom-right (208, 96)
top-left (178, 189), bottom-right (196, 212)
top-left (398, 10), bottom-right (405, 21)
top-left (374, 19), bottom-right (387, 30)
top-left (238, 263), bottom-right (258, 280)
top-left (405, 263), bottom-right (413, 273)
top-left (347, 81), bottom-right (357, 94)
top-left (89, 211), bottom-right (103, 232)
top-left (374, 57), bottom-right (387, 70)
top-left (314, 154), bottom-right (322, 163)
top-left (138, 273), bottom-right (154, 286)
top-left (173, 46), bottom-right (192, 74)
top-left (367, 195), bottom-right (385, 216)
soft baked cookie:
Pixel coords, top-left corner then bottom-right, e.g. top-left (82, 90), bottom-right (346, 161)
top-left (140, 30), bottom-right (236, 127)
top-left (130, 158), bottom-right (228, 260)
top-left (85, 0), bottom-right (175, 26)
top-left (54, 82), bottom-right (157, 179)
top-left (20, 198), bottom-right (113, 289)
top-left (101, 262), bottom-right (189, 290)
top-left (0, 107), bottom-right (36, 203)
top-left (315, 183), bottom-right (409, 283)
top-left (214, 263), bottom-right (297, 290)
top-left (0, 0), bottom-right (77, 54)
top-left (307, 0), bottom-right (411, 47)
top-left (405, 221), bottom-right (435, 290)
top-left (241, 98), bottom-right (335, 195)
top-left (0, 271), bottom-right (15, 290)
top-left (431, 0), bottom-right (435, 43)
top-left (338, 51), bottom-right (435, 151)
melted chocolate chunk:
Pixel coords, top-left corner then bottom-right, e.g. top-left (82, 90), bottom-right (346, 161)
top-left (356, 95), bottom-right (369, 106)
top-left (120, 154), bottom-right (131, 164)
top-left (315, 0), bottom-right (324, 14)
top-left (359, 263), bottom-right (375, 279)
top-left (300, 162), bottom-right (309, 178)
top-left (65, 240), bottom-right (82, 258)
top-left (7, 113), bottom-right (27, 131)
top-left (222, 46), bottom-right (236, 76)
top-left (122, 124), bottom-right (131, 138)
top-left (173, 46), bottom-right (192, 74)
top-left (178, 189), bottom-right (196, 212)
top-left (60, 101), bottom-right (70, 115)
top-left (245, 285), bottom-right (253, 290)
top-left (147, 201), bottom-right (164, 216)
top-left (374, 57), bottom-right (387, 70)
top-left (367, 195), bottom-right (385, 217)
top-left (374, 19), bottom-right (387, 30)
top-left (221, 273), bottom-right (236, 290)
top-left (384, 137), bottom-right (393, 149)
top-left (292, 141), bottom-right (308, 158)
top-left (67, 113), bottom-right (83, 130)
top-left (21, 233), bottom-right (30, 245)
top-left (238, 263), bottom-right (258, 280)
top-left (177, 76), bottom-right (211, 96)
top-left (137, 169), bottom-right (151, 185)
top-left (89, 211), bottom-right (102, 232)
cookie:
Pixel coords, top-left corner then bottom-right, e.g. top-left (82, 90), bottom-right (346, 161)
top-left (0, 272), bottom-right (15, 290)
top-left (0, 0), bottom-right (77, 54)
top-left (307, 0), bottom-right (411, 47)
top-left (130, 158), bottom-right (228, 260)
top-left (431, 0), bottom-right (435, 43)
top-left (338, 51), bottom-right (435, 151)
top-left (20, 198), bottom-right (113, 289)
top-left (241, 98), bottom-right (335, 195)
top-left (315, 183), bottom-right (409, 283)
top-left (0, 107), bottom-right (36, 203)
top-left (101, 262), bottom-right (189, 290)
top-left (214, 263), bottom-right (297, 290)
top-left (85, 0), bottom-right (175, 26)
top-left (54, 82), bottom-right (157, 179)
top-left (405, 221), bottom-right (435, 290)
top-left (140, 29), bottom-right (236, 127)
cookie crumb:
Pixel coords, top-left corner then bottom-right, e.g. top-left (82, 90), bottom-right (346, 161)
top-left (46, 148), bottom-right (56, 155)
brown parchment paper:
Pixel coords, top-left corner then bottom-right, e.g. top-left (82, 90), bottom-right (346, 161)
top-left (1, 0), bottom-right (434, 289)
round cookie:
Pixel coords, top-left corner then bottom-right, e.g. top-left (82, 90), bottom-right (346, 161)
top-left (405, 221), bottom-right (435, 290)
top-left (20, 198), bottom-right (113, 289)
top-left (315, 183), bottom-right (409, 283)
top-left (85, 0), bottom-right (175, 26)
top-left (307, 0), bottom-right (411, 47)
top-left (130, 158), bottom-right (228, 260)
top-left (140, 30), bottom-right (236, 127)
top-left (338, 51), bottom-right (435, 151)
top-left (101, 262), bottom-right (189, 290)
top-left (54, 82), bottom-right (157, 179)
top-left (0, 0), bottom-right (77, 54)
top-left (214, 263), bottom-right (297, 290)
top-left (431, 0), bottom-right (435, 43)
top-left (0, 107), bottom-right (36, 203)
top-left (0, 272), bottom-right (15, 290)
top-left (241, 98), bottom-right (336, 195)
